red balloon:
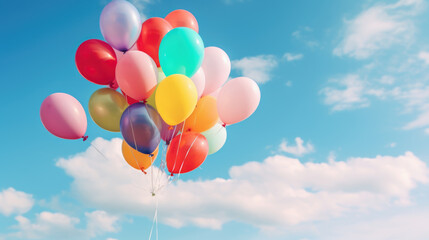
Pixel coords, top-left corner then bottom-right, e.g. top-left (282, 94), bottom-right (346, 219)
top-left (136, 17), bottom-right (172, 67)
top-left (165, 10), bottom-right (199, 33)
top-left (166, 132), bottom-right (208, 174)
top-left (121, 90), bottom-right (139, 105)
top-left (75, 39), bottom-right (117, 85)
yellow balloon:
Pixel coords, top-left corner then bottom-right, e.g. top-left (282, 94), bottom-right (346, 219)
top-left (184, 96), bottom-right (219, 132)
top-left (88, 88), bottom-right (128, 132)
top-left (122, 140), bottom-right (158, 171)
top-left (156, 74), bottom-right (198, 125)
top-left (146, 68), bottom-right (166, 109)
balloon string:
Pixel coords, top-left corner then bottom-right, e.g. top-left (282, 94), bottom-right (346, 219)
top-left (177, 135), bottom-right (198, 179)
top-left (90, 142), bottom-right (109, 161)
top-left (171, 120), bottom-right (186, 174)
top-left (128, 108), bottom-right (145, 175)
top-left (148, 195), bottom-right (159, 240)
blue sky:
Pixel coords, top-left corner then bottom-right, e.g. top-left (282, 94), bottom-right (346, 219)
top-left (1, 0), bottom-right (429, 239)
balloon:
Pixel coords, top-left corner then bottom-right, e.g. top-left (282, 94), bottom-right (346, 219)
top-left (121, 90), bottom-right (140, 105)
top-left (165, 9), bottom-right (199, 33)
top-left (217, 77), bottom-right (261, 125)
top-left (191, 67), bottom-right (205, 98)
top-left (88, 88), bottom-right (128, 132)
top-left (40, 93), bottom-right (87, 140)
top-left (120, 103), bottom-right (160, 154)
top-left (146, 105), bottom-right (184, 144)
top-left (166, 132), bottom-right (208, 174)
top-left (122, 140), bottom-right (158, 171)
top-left (75, 39), bottom-right (117, 85)
top-left (201, 47), bottom-right (231, 96)
top-left (156, 74), bottom-right (198, 126)
top-left (146, 68), bottom-right (166, 109)
top-left (116, 51), bottom-right (158, 101)
top-left (136, 17), bottom-right (172, 67)
top-left (100, 0), bottom-right (142, 51)
top-left (159, 27), bottom-right (204, 77)
top-left (184, 96), bottom-right (218, 132)
top-left (201, 123), bottom-right (227, 155)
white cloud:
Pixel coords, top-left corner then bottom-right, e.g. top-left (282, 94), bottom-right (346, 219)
top-left (0, 188), bottom-right (34, 217)
top-left (279, 137), bottom-right (314, 156)
top-left (333, 0), bottom-right (422, 59)
top-left (56, 138), bottom-right (428, 230)
top-left (283, 53), bottom-right (303, 62)
top-left (128, 0), bottom-right (150, 20)
top-left (232, 55), bottom-right (278, 84)
top-left (418, 51), bottom-right (429, 64)
top-left (9, 210), bottom-right (118, 240)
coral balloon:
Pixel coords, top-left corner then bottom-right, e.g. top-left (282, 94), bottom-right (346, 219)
top-left (116, 51), bottom-right (158, 101)
top-left (120, 103), bottom-right (161, 154)
top-left (146, 105), bottom-right (183, 144)
top-left (191, 67), bottom-right (205, 98)
top-left (217, 77), bottom-right (261, 125)
top-left (166, 132), bottom-right (208, 174)
top-left (184, 96), bottom-right (218, 132)
top-left (40, 93), bottom-right (87, 140)
top-left (202, 47), bottom-right (231, 96)
top-left (122, 140), bottom-right (158, 171)
top-left (165, 9), bottom-right (199, 33)
top-left (75, 39), bottom-right (117, 85)
top-left (100, 0), bottom-right (141, 51)
top-left (201, 123), bottom-right (227, 155)
top-left (136, 17), bottom-right (172, 67)
top-left (156, 74), bottom-right (198, 126)
top-left (88, 88), bottom-right (128, 132)
top-left (159, 27), bottom-right (204, 77)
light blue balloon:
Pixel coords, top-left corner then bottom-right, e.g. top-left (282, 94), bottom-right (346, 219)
top-left (159, 27), bottom-right (204, 77)
top-left (100, 0), bottom-right (142, 51)
top-left (201, 123), bottom-right (227, 155)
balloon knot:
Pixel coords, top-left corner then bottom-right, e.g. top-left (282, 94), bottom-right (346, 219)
top-left (149, 153), bottom-right (154, 157)
top-left (168, 126), bottom-right (174, 130)
top-left (143, 99), bottom-right (147, 103)
top-left (82, 136), bottom-right (88, 141)
top-left (141, 168), bottom-right (147, 174)
top-left (151, 192), bottom-right (156, 197)
top-left (108, 81), bottom-right (118, 90)
top-left (166, 141), bottom-right (170, 145)
top-left (170, 173), bottom-right (174, 177)
top-left (222, 123), bottom-right (226, 128)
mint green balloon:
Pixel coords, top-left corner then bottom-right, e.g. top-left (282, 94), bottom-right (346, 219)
top-left (159, 27), bottom-right (204, 77)
top-left (201, 123), bottom-right (227, 155)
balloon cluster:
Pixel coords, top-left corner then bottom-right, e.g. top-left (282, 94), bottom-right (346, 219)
top-left (40, 0), bottom-right (261, 176)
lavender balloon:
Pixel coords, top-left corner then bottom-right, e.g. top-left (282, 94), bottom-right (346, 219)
top-left (146, 105), bottom-right (183, 144)
top-left (100, 0), bottom-right (142, 51)
top-left (120, 103), bottom-right (160, 154)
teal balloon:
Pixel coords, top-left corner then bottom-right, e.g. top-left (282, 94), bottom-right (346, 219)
top-left (159, 27), bottom-right (204, 77)
top-left (201, 123), bottom-right (227, 155)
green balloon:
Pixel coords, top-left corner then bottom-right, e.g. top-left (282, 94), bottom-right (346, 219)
top-left (159, 27), bottom-right (204, 77)
top-left (201, 123), bottom-right (227, 155)
top-left (88, 88), bottom-right (128, 132)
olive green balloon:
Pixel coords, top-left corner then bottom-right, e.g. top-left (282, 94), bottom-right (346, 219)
top-left (88, 88), bottom-right (128, 132)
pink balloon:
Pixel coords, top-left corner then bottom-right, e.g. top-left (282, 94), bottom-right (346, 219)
top-left (116, 51), bottom-right (158, 101)
top-left (217, 77), bottom-right (260, 125)
top-left (191, 67), bottom-right (206, 98)
top-left (40, 93), bottom-right (87, 140)
top-left (201, 47), bottom-right (231, 96)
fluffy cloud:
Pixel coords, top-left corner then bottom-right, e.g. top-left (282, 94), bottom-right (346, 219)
top-left (333, 0), bottom-right (422, 59)
top-left (56, 138), bottom-right (428, 230)
top-left (0, 188), bottom-right (34, 217)
top-left (418, 51), bottom-right (429, 64)
top-left (279, 137), bottom-right (314, 156)
top-left (232, 55), bottom-right (278, 84)
top-left (283, 53), bottom-right (303, 62)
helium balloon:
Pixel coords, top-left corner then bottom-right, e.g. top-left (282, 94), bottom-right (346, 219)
top-left (184, 96), bottom-right (218, 133)
top-left (165, 9), bottom-right (199, 33)
top-left (88, 88), bottom-right (128, 132)
top-left (136, 17), bottom-right (172, 67)
top-left (116, 51), bottom-right (158, 101)
top-left (146, 68), bottom-right (166, 109)
top-left (202, 47), bottom-right (231, 96)
top-left (159, 27), bottom-right (204, 77)
top-left (146, 105), bottom-right (183, 144)
top-left (156, 74), bottom-right (198, 126)
top-left (100, 0), bottom-right (142, 51)
top-left (75, 39), bottom-right (117, 85)
top-left (191, 67), bottom-right (205, 98)
top-left (166, 132), bottom-right (208, 174)
top-left (120, 103), bottom-right (160, 154)
top-left (201, 123), bottom-right (227, 155)
top-left (40, 93), bottom-right (87, 140)
top-left (122, 140), bottom-right (158, 171)
top-left (217, 77), bottom-right (260, 125)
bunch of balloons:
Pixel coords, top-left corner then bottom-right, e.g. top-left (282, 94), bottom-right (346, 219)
top-left (40, 0), bottom-right (261, 176)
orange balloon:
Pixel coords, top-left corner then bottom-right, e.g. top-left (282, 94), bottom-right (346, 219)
top-left (184, 96), bottom-right (219, 132)
top-left (122, 140), bottom-right (158, 171)
top-left (165, 9), bottom-right (199, 33)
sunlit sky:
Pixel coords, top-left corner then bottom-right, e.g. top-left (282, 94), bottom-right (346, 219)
top-left (1, 0), bottom-right (429, 239)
